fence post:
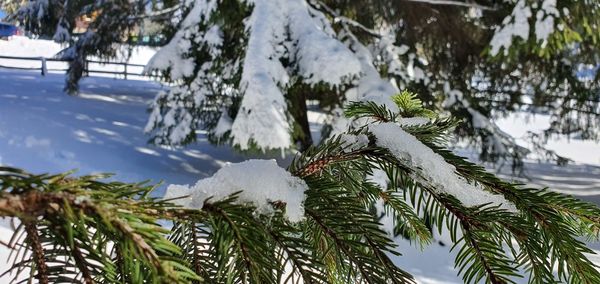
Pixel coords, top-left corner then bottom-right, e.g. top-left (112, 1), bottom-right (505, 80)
top-left (40, 57), bottom-right (47, 76)
top-left (124, 63), bottom-right (128, 80)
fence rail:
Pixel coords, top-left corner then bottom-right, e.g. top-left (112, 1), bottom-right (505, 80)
top-left (0, 55), bottom-right (148, 79)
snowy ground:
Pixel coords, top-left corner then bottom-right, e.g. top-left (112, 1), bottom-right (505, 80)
top-left (0, 69), bottom-right (248, 185)
top-left (1, 38), bottom-right (600, 283)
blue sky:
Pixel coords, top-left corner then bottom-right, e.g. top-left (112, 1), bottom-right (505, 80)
top-left (0, 10), bottom-right (5, 20)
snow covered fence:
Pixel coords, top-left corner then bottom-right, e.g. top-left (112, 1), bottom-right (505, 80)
top-left (0, 54), bottom-right (151, 80)
top-left (0, 55), bottom-right (60, 75)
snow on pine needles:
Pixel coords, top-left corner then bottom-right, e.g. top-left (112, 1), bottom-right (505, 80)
top-left (164, 159), bottom-right (308, 222)
top-left (369, 122), bottom-right (517, 212)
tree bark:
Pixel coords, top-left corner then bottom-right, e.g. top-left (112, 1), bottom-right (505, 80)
top-left (289, 84), bottom-right (313, 152)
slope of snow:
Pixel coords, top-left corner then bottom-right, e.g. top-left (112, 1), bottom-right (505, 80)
top-left (0, 69), bottom-right (247, 187)
top-left (495, 111), bottom-right (600, 165)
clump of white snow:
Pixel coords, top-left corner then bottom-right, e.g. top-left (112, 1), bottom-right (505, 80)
top-left (369, 122), bottom-right (516, 212)
top-left (231, 0), bottom-right (292, 151)
top-left (287, 0), bottom-right (361, 86)
top-left (343, 31), bottom-right (400, 113)
top-left (145, 0), bottom-right (218, 80)
top-left (339, 133), bottom-right (369, 152)
top-left (164, 159), bottom-right (309, 222)
top-left (490, 0), bottom-right (560, 54)
top-left (534, 0), bottom-right (559, 48)
top-left (232, 0), bottom-right (362, 150)
top-left (489, 0), bottom-right (532, 56)
top-left (399, 117), bottom-right (430, 127)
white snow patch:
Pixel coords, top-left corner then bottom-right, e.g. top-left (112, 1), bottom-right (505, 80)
top-left (231, 0), bottom-right (291, 150)
top-left (0, 36), bottom-right (62, 57)
top-left (145, 0), bottom-right (218, 79)
top-left (232, 0), bottom-right (363, 150)
top-left (495, 112), bottom-right (600, 165)
top-left (287, 0), bottom-right (361, 85)
top-left (369, 122), bottom-right (516, 212)
top-left (213, 112), bottom-right (233, 137)
top-left (339, 133), bottom-right (369, 152)
top-left (534, 0), bottom-right (559, 47)
top-left (489, 0), bottom-right (532, 56)
top-left (164, 159), bottom-right (308, 222)
top-left (400, 117), bottom-right (430, 127)
top-left (344, 32), bottom-right (400, 112)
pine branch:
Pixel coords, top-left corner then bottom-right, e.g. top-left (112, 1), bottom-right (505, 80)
top-left (412, 135), bottom-right (600, 282)
top-left (344, 101), bottom-right (397, 122)
top-left (363, 100), bottom-right (600, 282)
top-left (0, 169), bottom-right (200, 283)
top-left (307, 0), bottom-right (384, 38)
top-left (55, 224), bottom-right (96, 284)
top-left (169, 221), bottom-right (217, 282)
top-left (303, 177), bottom-right (415, 283)
top-left (400, 0), bottom-right (496, 10)
top-left (201, 197), bottom-right (279, 283)
top-left (23, 221), bottom-right (49, 284)
top-left (267, 220), bottom-right (328, 284)
top-left (380, 191), bottom-right (433, 246)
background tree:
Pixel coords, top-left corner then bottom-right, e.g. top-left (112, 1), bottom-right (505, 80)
top-left (10, 0), bottom-right (178, 93)
top-left (143, 0), bottom-right (600, 167)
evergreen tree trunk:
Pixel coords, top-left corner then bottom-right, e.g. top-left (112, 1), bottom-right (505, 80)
top-left (288, 84), bottom-right (313, 152)
top-left (65, 55), bottom-right (85, 95)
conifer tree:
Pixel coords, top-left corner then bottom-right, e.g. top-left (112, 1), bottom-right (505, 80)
top-left (8, 0), bottom-right (600, 166)
top-left (141, 0), bottom-right (599, 167)
top-left (2, 93), bottom-right (600, 283)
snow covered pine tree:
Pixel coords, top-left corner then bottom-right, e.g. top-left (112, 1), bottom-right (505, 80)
top-left (2, 93), bottom-right (600, 283)
top-left (10, 0), bottom-right (600, 167)
top-left (143, 0), bottom-right (600, 169)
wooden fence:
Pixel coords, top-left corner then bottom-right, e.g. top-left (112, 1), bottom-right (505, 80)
top-left (0, 55), bottom-right (148, 79)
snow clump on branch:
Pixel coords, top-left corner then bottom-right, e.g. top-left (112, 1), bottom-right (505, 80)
top-left (164, 159), bottom-right (309, 222)
top-left (369, 122), bottom-right (517, 212)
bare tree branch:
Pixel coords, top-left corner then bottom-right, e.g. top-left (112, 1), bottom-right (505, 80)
top-left (401, 0), bottom-right (496, 11)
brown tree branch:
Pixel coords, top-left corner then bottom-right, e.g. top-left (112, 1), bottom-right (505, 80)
top-left (24, 221), bottom-right (49, 284)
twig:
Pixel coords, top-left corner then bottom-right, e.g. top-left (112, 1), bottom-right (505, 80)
top-left (401, 0), bottom-right (496, 11)
top-left (24, 221), bottom-right (49, 284)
